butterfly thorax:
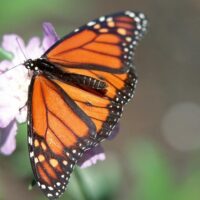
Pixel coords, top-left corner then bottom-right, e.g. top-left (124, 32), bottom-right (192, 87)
top-left (24, 58), bottom-right (64, 77)
top-left (24, 58), bottom-right (49, 71)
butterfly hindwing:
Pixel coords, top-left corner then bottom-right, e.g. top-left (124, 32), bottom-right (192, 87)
top-left (51, 67), bottom-right (137, 142)
top-left (43, 11), bottom-right (147, 73)
top-left (27, 75), bottom-right (97, 199)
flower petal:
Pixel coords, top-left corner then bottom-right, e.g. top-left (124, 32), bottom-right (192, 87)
top-left (42, 22), bottom-right (59, 51)
top-left (0, 120), bottom-right (17, 155)
top-left (78, 145), bottom-right (106, 169)
top-left (2, 34), bottom-right (26, 64)
top-left (0, 93), bottom-right (18, 128)
top-left (26, 37), bottom-right (43, 59)
top-left (16, 105), bottom-right (27, 123)
top-left (0, 60), bottom-right (12, 73)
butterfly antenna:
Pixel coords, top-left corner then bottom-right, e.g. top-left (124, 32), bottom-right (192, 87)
top-left (0, 38), bottom-right (27, 76)
top-left (0, 64), bottom-right (22, 76)
top-left (16, 37), bottom-right (27, 60)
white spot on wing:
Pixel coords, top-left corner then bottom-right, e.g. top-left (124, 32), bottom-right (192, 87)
top-left (41, 184), bottom-right (46, 189)
top-left (74, 28), bottom-right (79, 32)
top-left (87, 21), bottom-right (96, 26)
top-left (30, 152), bottom-right (34, 158)
top-left (48, 186), bottom-right (54, 191)
top-left (56, 182), bottom-right (61, 186)
top-left (47, 193), bottom-right (53, 197)
top-left (99, 16), bottom-right (106, 22)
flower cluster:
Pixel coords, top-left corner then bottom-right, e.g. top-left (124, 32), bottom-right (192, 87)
top-left (0, 23), bottom-right (58, 155)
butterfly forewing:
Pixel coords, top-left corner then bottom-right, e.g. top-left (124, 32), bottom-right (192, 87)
top-left (43, 11), bottom-right (147, 73)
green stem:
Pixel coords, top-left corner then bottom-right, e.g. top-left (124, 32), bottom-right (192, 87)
top-left (0, 48), bottom-right (13, 60)
top-left (74, 168), bottom-right (90, 200)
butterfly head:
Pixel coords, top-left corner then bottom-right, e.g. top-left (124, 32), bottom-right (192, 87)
top-left (24, 59), bottom-right (39, 72)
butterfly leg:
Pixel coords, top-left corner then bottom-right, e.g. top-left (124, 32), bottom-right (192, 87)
top-left (19, 101), bottom-right (28, 112)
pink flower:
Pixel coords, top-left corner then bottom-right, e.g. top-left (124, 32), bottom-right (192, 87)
top-left (0, 23), bottom-right (119, 168)
top-left (0, 23), bottom-right (58, 155)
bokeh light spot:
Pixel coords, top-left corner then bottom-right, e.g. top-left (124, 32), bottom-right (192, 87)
top-left (162, 102), bottom-right (200, 151)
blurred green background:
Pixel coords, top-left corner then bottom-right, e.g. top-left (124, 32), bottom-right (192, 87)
top-left (1, 0), bottom-right (200, 200)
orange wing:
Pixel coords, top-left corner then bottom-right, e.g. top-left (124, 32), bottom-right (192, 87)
top-left (50, 67), bottom-right (137, 142)
top-left (43, 11), bottom-right (147, 73)
top-left (27, 75), bottom-right (96, 199)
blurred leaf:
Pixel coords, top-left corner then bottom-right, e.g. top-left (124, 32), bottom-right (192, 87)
top-left (16, 123), bottom-right (28, 149)
top-left (127, 139), bottom-right (174, 200)
top-left (65, 154), bottom-right (122, 200)
top-left (80, 154), bottom-right (121, 200)
top-left (173, 166), bottom-right (200, 200)
top-left (9, 123), bottom-right (32, 177)
top-left (0, 0), bottom-right (92, 37)
top-left (59, 169), bottom-right (89, 200)
top-left (0, 48), bottom-right (13, 60)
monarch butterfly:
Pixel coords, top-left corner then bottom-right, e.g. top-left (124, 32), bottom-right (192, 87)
top-left (23, 11), bottom-right (147, 199)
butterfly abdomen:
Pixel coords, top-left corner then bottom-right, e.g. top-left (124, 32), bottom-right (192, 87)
top-left (67, 74), bottom-right (107, 90)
